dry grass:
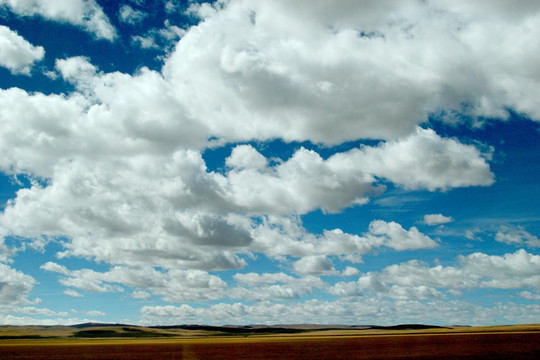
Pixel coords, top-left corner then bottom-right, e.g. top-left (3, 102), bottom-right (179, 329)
top-left (1, 324), bottom-right (539, 359)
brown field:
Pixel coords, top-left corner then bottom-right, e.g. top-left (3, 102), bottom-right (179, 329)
top-left (1, 324), bottom-right (539, 359)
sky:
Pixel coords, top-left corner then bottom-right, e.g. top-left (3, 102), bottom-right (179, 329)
top-left (0, 0), bottom-right (539, 327)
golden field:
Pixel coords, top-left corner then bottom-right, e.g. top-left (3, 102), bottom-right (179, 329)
top-left (1, 324), bottom-right (539, 359)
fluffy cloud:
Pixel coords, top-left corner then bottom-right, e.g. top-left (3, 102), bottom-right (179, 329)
top-left (495, 226), bottom-right (540, 248)
top-left (41, 263), bottom-right (228, 302)
top-left (342, 128), bottom-right (494, 191)
top-left (163, 0), bottom-right (540, 145)
top-left (293, 256), bottom-right (336, 275)
top-left (251, 218), bottom-right (436, 263)
top-left (375, 249), bottom-right (540, 293)
top-left (0, 80), bottom-right (487, 271)
top-left (3, 0), bottom-right (539, 326)
top-left (224, 133), bottom-right (492, 215)
top-left (0, 263), bottom-right (36, 304)
top-left (140, 298), bottom-right (540, 326)
top-left (0, 0), bottom-right (116, 40)
top-left (423, 214), bottom-right (454, 226)
top-left (0, 25), bottom-right (44, 75)
top-left (367, 220), bottom-right (438, 251)
top-left (322, 249), bottom-right (540, 304)
top-left (230, 273), bottom-right (323, 301)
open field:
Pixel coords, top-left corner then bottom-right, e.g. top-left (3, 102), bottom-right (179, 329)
top-left (1, 324), bottom-right (539, 359)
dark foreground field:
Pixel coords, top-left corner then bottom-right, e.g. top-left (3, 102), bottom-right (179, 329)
top-left (1, 325), bottom-right (539, 359)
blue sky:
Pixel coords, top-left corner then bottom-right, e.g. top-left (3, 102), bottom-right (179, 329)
top-left (0, 0), bottom-right (539, 326)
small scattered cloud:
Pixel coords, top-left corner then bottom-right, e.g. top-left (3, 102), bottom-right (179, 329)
top-left (85, 310), bottom-right (106, 317)
top-left (118, 4), bottom-right (147, 25)
top-left (495, 226), bottom-right (540, 248)
top-left (520, 291), bottom-right (540, 300)
top-left (64, 289), bottom-right (83, 297)
top-left (423, 214), bottom-right (454, 226)
top-left (0, 0), bottom-right (116, 41)
top-left (368, 220), bottom-right (438, 251)
top-left (131, 20), bottom-right (185, 50)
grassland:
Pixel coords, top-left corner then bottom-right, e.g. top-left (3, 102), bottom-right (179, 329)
top-left (1, 323), bottom-right (539, 359)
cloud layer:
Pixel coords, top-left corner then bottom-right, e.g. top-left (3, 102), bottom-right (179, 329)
top-left (0, 0), bottom-right (539, 326)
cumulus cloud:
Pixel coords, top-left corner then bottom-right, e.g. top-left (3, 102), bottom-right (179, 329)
top-left (140, 297), bottom-right (540, 326)
top-left (367, 220), bottom-right (438, 251)
top-left (224, 133), bottom-right (492, 215)
top-left (162, 0), bottom-right (540, 144)
top-left (0, 0), bottom-right (116, 40)
top-left (0, 25), bottom-right (44, 75)
top-left (376, 249), bottom-right (540, 293)
top-left (41, 262), bottom-right (228, 302)
top-left (346, 128), bottom-right (494, 191)
top-left (321, 249), bottom-right (540, 304)
top-left (230, 273), bottom-right (323, 301)
top-left (251, 217), bottom-right (436, 264)
top-left (293, 256), bottom-right (336, 275)
top-left (423, 214), bottom-right (454, 226)
top-left (495, 226), bottom-right (540, 248)
top-left (3, 0), bottom-right (539, 325)
top-left (0, 263), bottom-right (36, 304)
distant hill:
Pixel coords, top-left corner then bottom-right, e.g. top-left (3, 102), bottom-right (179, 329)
top-left (2, 323), bottom-right (539, 340)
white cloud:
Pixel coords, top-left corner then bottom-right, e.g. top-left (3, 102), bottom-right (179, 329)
top-left (140, 298), bottom-right (540, 326)
top-left (85, 310), bottom-right (106, 317)
top-left (0, 263), bottom-right (36, 304)
top-left (42, 263), bottom-right (228, 302)
top-left (0, 314), bottom-right (94, 325)
top-left (4, 306), bottom-right (68, 317)
top-left (3, 0), bottom-right (539, 326)
top-left (0, 0), bottom-right (116, 40)
top-left (41, 261), bottom-right (70, 275)
top-left (293, 256), bottom-right (336, 276)
top-left (520, 291), bottom-right (540, 300)
top-left (224, 133), bottom-right (492, 215)
top-left (251, 217), bottom-right (436, 263)
top-left (380, 249), bottom-right (540, 292)
top-left (131, 20), bottom-right (185, 50)
top-left (341, 266), bottom-right (360, 277)
top-left (344, 128), bottom-right (494, 191)
top-left (118, 4), bottom-right (147, 25)
top-left (64, 289), bottom-right (83, 297)
top-left (162, 0), bottom-right (540, 145)
top-left (458, 250), bottom-right (540, 289)
top-left (322, 249), bottom-right (540, 303)
top-left (0, 236), bottom-right (15, 263)
top-left (495, 226), bottom-right (540, 248)
top-left (0, 25), bottom-right (44, 75)
top-left (423, 214), bottom-right (454, 226)
top-left (387, 285), bottom-right (445, 301)
top-left (368, 220), bottom-right (438, 251)
top-left (230, 273), bottom-right (323, 301)
top-left (132, 290), bottom-right (152, 301)
top-left (223, 146), bottom-right (381, 215)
